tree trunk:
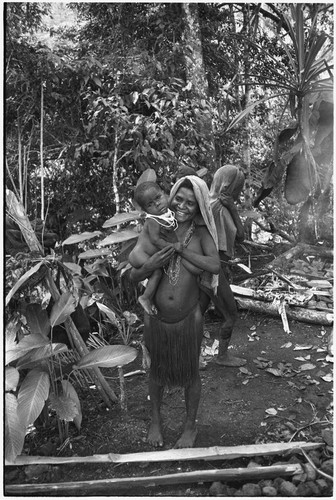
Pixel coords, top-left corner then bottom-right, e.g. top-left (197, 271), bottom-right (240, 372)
top-left (181, 3), bottom-right (216, 168)
top-left (6, 188), bottom-right (44, 255)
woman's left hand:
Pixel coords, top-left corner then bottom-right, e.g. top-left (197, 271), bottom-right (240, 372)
top-left (219, 193), bottom-right (234, 209)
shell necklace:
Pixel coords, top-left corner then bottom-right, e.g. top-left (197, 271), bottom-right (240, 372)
top-left (165, 221), bottom-right (196, 286)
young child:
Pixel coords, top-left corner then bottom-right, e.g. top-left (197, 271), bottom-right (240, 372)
top-left (129, 181), bottom-right (182, 315)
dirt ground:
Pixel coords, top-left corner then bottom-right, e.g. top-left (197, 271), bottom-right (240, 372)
top-left (6, 309), bottom-right (333, 496)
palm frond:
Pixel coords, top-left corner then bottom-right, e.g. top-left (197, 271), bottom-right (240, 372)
top-left (225, 93), bottom-right (287, 133)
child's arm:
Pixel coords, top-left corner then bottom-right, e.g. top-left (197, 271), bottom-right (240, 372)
top-left (146, 218), bottom-right (177, 250)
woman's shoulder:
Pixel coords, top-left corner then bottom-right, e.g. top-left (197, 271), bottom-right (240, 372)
top-left (194, 223), bottom-right (211, 238)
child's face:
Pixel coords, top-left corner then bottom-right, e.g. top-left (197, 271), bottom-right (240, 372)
top-left (143, 187), bottom-right (168, 215)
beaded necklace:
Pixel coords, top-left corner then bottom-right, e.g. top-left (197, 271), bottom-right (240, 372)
top-left (165, 221), bottom-right (196, 286)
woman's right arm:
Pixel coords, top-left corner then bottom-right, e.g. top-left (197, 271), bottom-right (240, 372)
top-left (129, 246), bottom-right (175, 282)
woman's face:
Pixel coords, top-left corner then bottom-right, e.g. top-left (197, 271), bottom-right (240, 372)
top-left (170, 187), bottom-right (199, 223)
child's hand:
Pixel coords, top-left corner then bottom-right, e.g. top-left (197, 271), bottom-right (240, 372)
top-left (173, 242), bottom-right (184, 253)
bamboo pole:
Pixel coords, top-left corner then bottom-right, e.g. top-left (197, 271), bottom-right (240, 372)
top-left (7, 441), bottom-right (323, 466)
top-left (4, 463), bottom-right (303, 494)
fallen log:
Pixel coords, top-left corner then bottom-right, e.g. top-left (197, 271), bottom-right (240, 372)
top-left (268, 243), bottom-right (333, 271)
top-left (5, 463), bottom-right (303, 495)
top-left (7, 441), bottom-right (323, 466)
top-left (236, 297), bottom-right (333, 325)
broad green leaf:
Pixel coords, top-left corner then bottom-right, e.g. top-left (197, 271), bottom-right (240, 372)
top-left (25, 303), bottom-right (50, 338)
top-left (100, 230), bottom-right (139, 247)
top-left (5, 262), bottom-right (46, 306)
top-left (96, 302), bottom-right (120, 327)
top-left (62, 231), bottom-right (102, 246)
top-left (5, 320), bottom-right (20, 352)
top-left (103, 211), bottom-right (142, 228)
top-left (6, 334), bottom-right (50, 365)
top-left (74, 345), bottom-right (138, 370)
top-left (63, 262), bottom-right (83, 275)
top-left (49, 392), bottom-right (79, 422)
top-left (84, 263), bottom-right (109, 277)
top-left (5, 366), bottom-right (20, 392)
top-left (16, 343), bottom-right (68, 370)
top-left (5, 393), bottom-right (26, 463)
top-left (17, 369), bottom-right (50, 427)
top-left (61, 380), bottom-right (82, 430)
top-left (49, 292), bottom-right (76, 327)
top-left (78, 248), bottom-right (111, 259)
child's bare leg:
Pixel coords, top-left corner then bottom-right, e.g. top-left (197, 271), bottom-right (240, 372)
top-left (138, 269), bottom-right (162, 315)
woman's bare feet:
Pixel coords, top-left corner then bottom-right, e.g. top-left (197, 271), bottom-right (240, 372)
top-left (215, 353), bottom-right (246, 367)
top-left (147, 422), bottom-right (164, 447)
top-left (138, 296), bottom-right (158, 316)
top-left (174, 425), bottom-right (197, 448)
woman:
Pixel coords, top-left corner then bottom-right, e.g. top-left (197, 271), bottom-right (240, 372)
top-left (205, 164), bottom-right (246, 367)
top-left (130, 176), bottom-right (220, 448)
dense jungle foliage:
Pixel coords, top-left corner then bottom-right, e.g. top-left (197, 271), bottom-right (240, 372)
top-left (5, 3), bottom-right (334, 463)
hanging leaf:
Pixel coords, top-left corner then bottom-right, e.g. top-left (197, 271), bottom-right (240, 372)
top-left (49, 292), bottom-right (77, 327)
top-left (6, 334), bottom-right (50, 365)
top-left (96, 302), bottom-right (120, 327)
top-left (25, 303), bottom-right (50, 338)
top-left (5, 262), bottom-right (46, 306)
top-left (136, 168), bottom-right (157, 186)
top-left (5, 366), bottom-right (20, 392)
top-left (99, 230), bottom-right (139, 247)
top-left (62, 231), bottom-right (102, 246)
top-left (49, 393), bottom-right (79, 422)
top-left (103, 211), bottom-right (142, 228)
top-left (16, 343), bottom-right (68, 370)
top-left (285, 153), bottom-right (312, 205)
top-left (74, 345), bottom-right (138, 370)
top-left (5, 393), bottom-right (26, 463)
top-left (61, 380), bottom-right (82, 430)
top-left (17, 369), bottom-right (50, 428)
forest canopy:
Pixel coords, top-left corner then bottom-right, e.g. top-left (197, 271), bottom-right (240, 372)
top-left (5, 2), bottom-right (334, 244)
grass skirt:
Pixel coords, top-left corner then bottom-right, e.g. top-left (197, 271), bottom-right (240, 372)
top-left (144, 303), bottom-right (203, 387)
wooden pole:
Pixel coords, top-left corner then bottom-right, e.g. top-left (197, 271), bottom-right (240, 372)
top-left (40, 80), bottom-right (45, 221)
top-left (7, 441), bottom-right (323, 466)
top-left (5, 463), bottom-right (303, 494)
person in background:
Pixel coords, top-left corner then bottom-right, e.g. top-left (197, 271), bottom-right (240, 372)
top-left (201, 164), bottom-right (247, 367)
